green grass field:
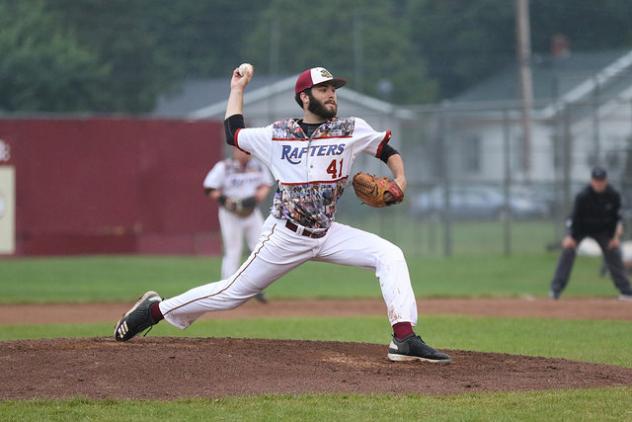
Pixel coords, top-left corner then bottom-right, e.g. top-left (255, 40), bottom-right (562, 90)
top-left (3, 389), bottom-right (632, 422)
top-left (1, 254), bottom-right (631, 420)
top-left (337, 208), bottom-right (561, 256)
top-left (0, 252), bottom-right (619, 303)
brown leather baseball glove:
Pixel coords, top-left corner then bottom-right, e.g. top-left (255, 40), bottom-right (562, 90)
top-left (223, 196), bottom-right (256, 217)
top-left (352, 172), bottom-right (404, 208)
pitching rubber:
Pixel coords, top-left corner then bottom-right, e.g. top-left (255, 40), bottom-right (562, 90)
top-left (387, 353), bottom-right (452, 364)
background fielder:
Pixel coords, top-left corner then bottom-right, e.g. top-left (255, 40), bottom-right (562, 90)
top-left (115, 65), bottom-right (451, 364)
top-left (203, 147), bottom-right (272, 303)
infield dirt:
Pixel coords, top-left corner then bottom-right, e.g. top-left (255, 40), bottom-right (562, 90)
top-left (1, 297), bottom-right (631, 325)
top-left (2, 298), bottom-right (632, 399)
top-left (2, 337), bottom-right (632, 399)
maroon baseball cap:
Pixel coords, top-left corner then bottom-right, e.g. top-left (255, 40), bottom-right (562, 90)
top-left (294, 67), bottom-right (346, 94)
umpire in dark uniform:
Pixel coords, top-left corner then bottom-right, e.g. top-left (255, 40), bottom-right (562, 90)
top-left (550, 166), bottom-right (632, 300)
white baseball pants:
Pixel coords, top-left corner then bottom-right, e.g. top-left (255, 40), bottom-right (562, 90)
top-left (218, 207), bottom-right (264, 279)
top-left (159, 216), bottom-right (418, 328)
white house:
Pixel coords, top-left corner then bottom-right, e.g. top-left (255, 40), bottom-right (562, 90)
top-left (444, 49), bottom-right (632, 186)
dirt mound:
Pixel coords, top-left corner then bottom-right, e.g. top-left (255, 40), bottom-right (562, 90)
top-left (2, 337), bottom-right (632, 399)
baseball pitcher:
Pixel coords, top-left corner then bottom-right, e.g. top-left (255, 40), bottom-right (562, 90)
top-left (115, 65), bottom-right (451, 364)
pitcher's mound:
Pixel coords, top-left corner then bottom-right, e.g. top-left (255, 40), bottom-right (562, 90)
top-left (2, 337), bottom-right (632, 399)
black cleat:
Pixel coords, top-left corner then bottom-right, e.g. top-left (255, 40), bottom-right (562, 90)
top-left (387, 334), bottom-right (452, 364)
top-left (619, 294), bottom-right (632, 302)
top-left (254, 292), bottom-right (268, 304)
top-left (114, 291), bottom-right (162, 342)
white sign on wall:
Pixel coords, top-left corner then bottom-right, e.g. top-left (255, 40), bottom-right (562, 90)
top-left (0, 139), bottom-right (10, 162)
top-left (0, 166), bottom-right (15, 254)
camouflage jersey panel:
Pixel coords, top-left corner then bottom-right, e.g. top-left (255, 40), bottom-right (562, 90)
top-left (271, 117), bottom-right (355, 140)
top-left (270, 117), bottom-right (355, 230)
top-left (271, 179), bottom-right (348, 229)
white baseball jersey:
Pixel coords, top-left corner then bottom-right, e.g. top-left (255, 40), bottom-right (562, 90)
top-left (234, 117), bottom-right (391, 229)
top-left (203, 158), bottom-right (273, 200)
top-left (202, 158), bottom-right (272, 280)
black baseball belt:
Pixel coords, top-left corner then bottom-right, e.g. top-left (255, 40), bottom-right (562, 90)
top-left (284, 220), bottom-right (328, 239)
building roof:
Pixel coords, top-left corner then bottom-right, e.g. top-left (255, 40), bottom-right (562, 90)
top-left (152, 75), bottom-right (290, 118)
top-left (152, 75), bottom-right (414, 120)
top-left (453, 49), bottom-right (632, 108)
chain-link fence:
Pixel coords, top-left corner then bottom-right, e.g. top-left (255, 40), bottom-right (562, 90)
top-left (335, 98), bottom-right (632, 257)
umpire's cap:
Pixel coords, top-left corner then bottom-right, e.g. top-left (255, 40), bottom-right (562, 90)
top-left (591, 166), bottom-right (608, 180)
top-left (295, 67), bottom-right (346, 94)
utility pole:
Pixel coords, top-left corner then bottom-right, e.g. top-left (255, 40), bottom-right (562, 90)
top-left (267, 15), bottom-right (281, 123)
top-left (353, 10), bottom-right (364, 92)
top-left (269, 15), bottom-right (280, 75)
top-left (515, 0), bottom-right (534, 181)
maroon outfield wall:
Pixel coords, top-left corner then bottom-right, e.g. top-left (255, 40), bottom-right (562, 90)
top-left (0, 117), bottom-right (224, 255)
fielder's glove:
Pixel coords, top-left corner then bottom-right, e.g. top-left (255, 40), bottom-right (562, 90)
top-left (219, 195), bottom-right (256, 217)
top-left (352, 172), bottom-right (404, 208)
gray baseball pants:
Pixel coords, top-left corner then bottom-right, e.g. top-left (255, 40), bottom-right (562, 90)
top-left (550, 232), bottom-right (632, 296)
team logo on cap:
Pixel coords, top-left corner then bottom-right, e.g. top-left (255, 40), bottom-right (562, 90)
top-left (320, 69), bottom-right (333, 78)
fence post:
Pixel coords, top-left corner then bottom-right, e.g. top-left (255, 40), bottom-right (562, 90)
top-left (562, 105), bottom-right (573, 214)
top-left (592, 76), bottom-right (601, 164)
top-left (502, 108), bottom-right (512, 256)
top-left (439, 106), bottom-right (452, 257)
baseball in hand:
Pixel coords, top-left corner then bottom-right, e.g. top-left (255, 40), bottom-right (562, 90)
top-left (238, 63), bottom-right (254, 77)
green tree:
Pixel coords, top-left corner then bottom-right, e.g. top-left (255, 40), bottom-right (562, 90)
top-left (529, 0), bottom-right (632, 51)
top-left (9, 0), bottom-right (632, 113)
top-left (0, 0), bottom-right (110, 112)
top-left (148, 0), bottom-right (268, 78)
top-left (407, 0), bottom-right (515, 99)
top-left (407, 0), bottom-right (632, 99)
top-left (244, 0), bottom-right (437, 104)
top-left (45, 0), bottom-right (181, 113)
top-left (44, 0), bottom-right (268, 112)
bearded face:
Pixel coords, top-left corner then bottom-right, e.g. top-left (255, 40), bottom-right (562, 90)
top-left (307, 90), bottom-right (337, 120)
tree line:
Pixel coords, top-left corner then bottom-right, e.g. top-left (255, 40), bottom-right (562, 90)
top-left (2, 0), bottom-right (632, 113)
